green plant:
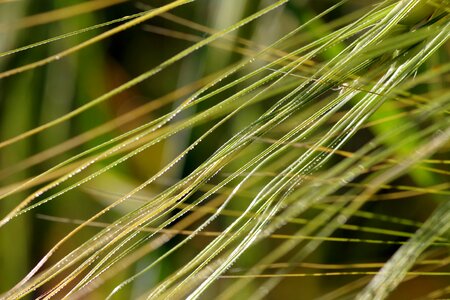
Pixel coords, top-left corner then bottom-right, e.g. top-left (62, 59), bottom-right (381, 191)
top-left (0, 0), bottom-right (449, 299)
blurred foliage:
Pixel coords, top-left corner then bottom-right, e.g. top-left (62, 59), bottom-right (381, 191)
top-left (0, 0), bottom-right (449, 299)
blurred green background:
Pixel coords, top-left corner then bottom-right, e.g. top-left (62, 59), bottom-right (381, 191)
top-left (0, 0), bottom-right (449, 299)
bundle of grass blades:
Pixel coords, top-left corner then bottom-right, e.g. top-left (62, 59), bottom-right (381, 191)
top-left (0, 0), bottom-right (449, 299)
